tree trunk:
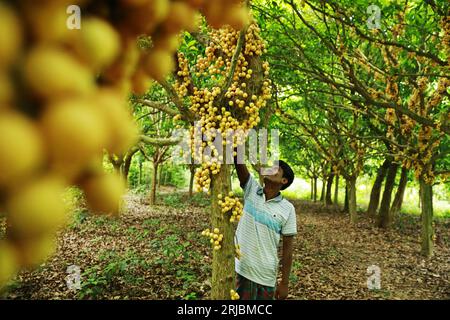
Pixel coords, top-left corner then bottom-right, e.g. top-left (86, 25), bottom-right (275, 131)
top-left (150, 162), bottom-right (158, 205)
top-left (158, 165), bottom-right (163, 188)
top-left (348, 177), bottom-right (358, 223)
top-left (390, 168), bottom-right (408, 217)
top-left (210, 163), bottom-right (234, 299)
top-left (343, 182), bottom-right (349, 213)
top-left (377, 162), bottom-right (398, 228)
top-left (367, 159), bottom-right (390, 217)
top-left (334, 174), bottom-right (339, 206)
top-left (320, 177), bottom-right (326, 202)
top-left (348, 177), bottom-right (357, 223)
top-left (310, 178), bottom-right (314, 200)
top-left (325, 173), bottom-right (334, 205)
top-left (418, 183), bottom-right (422, 209)
top-left (321, 177), bottom-right (327, 205)
top-left (122, 155), bottom-right (133, 184)
top-left (112, 160), bottom-right (122, 174)
top-left (139, 161), bottom-right (143, 185)
top-left (313, 177), bottom-right (318, 202)
top-left (189, 164), bottom-right (195, 197)
top-left (420, 178), bottom-right (433, 257)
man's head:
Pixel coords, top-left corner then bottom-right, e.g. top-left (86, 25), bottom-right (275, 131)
top-left (260, 160), bottom-right (294, 191)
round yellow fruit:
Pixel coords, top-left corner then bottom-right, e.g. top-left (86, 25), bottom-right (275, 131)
top-left (0, 3), bottom-right (22, 68)
top-left (0, 112), bottom-right (44, 188)
top-left (121, 0), bottom-right (152, 6)
top-left (124, 0), bottom-right (169, 34)
top-left (0, 71), bottom-right (14, 104)
top-left (144, 49), bottom-right (175, 82)
top-left (6, 176), bottom-right (69, 237)
top-left (153, 34), bottom-right (181, 52)
top-left (24, 46), bottom-right (95, 100)
top-left (224, 6), bottom-right (248, 31)
top-left (0, 241), bottom-right (19, 287)
top-left (73, 18), bottom-right (121, 70)
top-left (94, 89), bottom-right (139, 154)
top-left (40, 99), bottom-right (109, 176)
top-left (82, 173), bottom-right (126, 216)
top-left (163, 1), bottom-right (197, 33)
top-left (24, 2), bottom-right (70, 44)
top-left (131, 69), bottom-right (153, 95)
top-left (15, 235), bottom-right (57, 268)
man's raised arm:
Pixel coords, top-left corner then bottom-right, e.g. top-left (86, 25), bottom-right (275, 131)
top-left (234, 153), bottom-right (249, 187)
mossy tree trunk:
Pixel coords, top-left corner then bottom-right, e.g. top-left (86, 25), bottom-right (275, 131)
top-left (149, 161), bottom-right (158, 205)
top-left (390, 167), bottom-right (408, 217)
top-left (325, 173), bottom-right (334, 205)
top-left (343, 182), bottom-right (349, 213)
top-left (420, 178), bottom-right (433, 257)
top-left (334, 174), bottom-right (339, 206)
top-left (320, 176), bottom-right (327, 205)
top-left (367, 159), bottom-right (390, 217)
top-left (377, 162), bottom-right (398, 228)
top-left (313, 176), bottom-right (318, 202)
top-left (210, 163), bottom-right (234, 299)
top-left (348, 177), bottom-right (357, 223)
top-left (122, 147), bottom-right (139, 184)
top-left (188, 164), bottom-right (195, 198)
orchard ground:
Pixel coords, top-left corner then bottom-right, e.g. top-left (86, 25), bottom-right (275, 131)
top-left (0, 177), bottom-right (449, 300)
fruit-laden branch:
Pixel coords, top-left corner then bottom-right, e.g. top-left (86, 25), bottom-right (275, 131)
top-left (190, 32), bottom-right (210, 47)
top-left (139, 135), bottom-right (181, 146)
top-left (281, 110), bottom-right (333, 161)
top-left (303, 0), bottom-right (448, 66)
top-left (348, 73), bottom-right (450, 135)
top-left (272, 1), bottom-right (450, 135)
top-left (220, 26), bottom-right (249, 100)
top-left (159, 80), bottom-right (195, 122)
top-left (138, 99), bottom-right (179, 117)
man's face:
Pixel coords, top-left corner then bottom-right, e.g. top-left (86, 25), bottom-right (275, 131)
top-left (260, 165), bottom-right (287, 187)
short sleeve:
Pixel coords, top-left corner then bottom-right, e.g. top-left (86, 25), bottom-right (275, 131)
top-left (242, 175), bottom-right (259, 200)
top-left (281, 205), bottom-right (297, 236)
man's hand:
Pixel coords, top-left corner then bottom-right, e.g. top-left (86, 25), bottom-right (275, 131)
top-left (234, 148), bottom-right (249, 187)
top-left (277, 236), bottom-right (294, 300)
top-left (275, 282), bottom-right (289, 300)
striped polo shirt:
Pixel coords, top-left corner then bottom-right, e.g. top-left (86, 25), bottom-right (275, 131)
top-left (235, 175), bottom-right (297, 287)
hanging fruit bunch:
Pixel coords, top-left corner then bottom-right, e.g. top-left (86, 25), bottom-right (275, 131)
top-left (201, 228), bottom-right (223, 251)
top-left (170, 22), bottom-right (272, 194)
top-left (218, 192), bottom-right (243, 223)
top-left (0, 0), bottom-right (251, 287)
top-left (230, 289), bottom-right (240, 300)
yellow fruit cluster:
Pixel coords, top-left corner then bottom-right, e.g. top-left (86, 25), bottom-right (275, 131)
top-left (183, 22), bottom-right (271, 192)
top-left (174, 52), bottom-right (192, 98)
top-left (1, 0), bottom-right (249, 287)
top-left (125, 0), bottom-right (249, 90)
top-left (0, 0), bottom-right (250, 286)
top-left (201, 228), bottom-right (223, 251)
top-left (218, 192), bottom-right (243, 222)
top-left (235, 244), bottom-right (242, 260)
top-left (230, 289), bottom-right (240, 300)
top-left (0, 1), bottom-right (138, 286)
top-left (200, 0), bottom-right (249, 30)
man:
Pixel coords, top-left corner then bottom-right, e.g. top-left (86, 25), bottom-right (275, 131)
top-left (234, 159), bottom-right (297, 300)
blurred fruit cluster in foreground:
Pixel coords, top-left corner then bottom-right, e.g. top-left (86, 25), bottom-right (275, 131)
top-left (0, 0), bottom-right (250, 287)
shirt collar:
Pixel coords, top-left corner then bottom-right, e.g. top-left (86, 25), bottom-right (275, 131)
top-left (256, 186), bottom-right (283, 202)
